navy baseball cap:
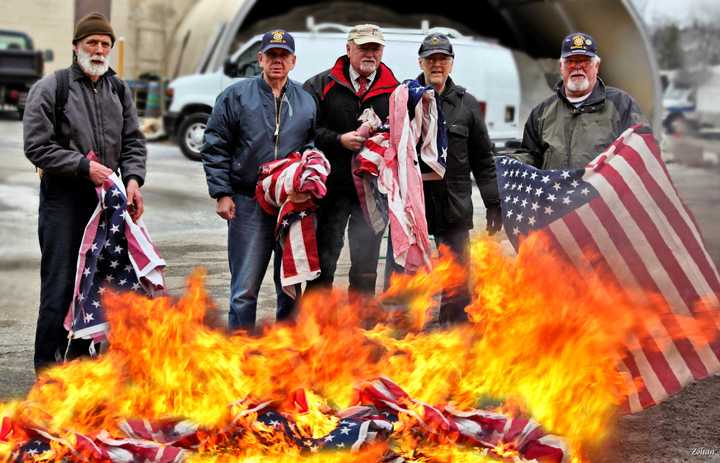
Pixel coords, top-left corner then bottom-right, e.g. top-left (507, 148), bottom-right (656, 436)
top-left (560, 32), bottom-right (598, 59)
top-left (260, 29), bottom-right (295, 54)
top-left (418, 33), bottom-right (454, 58)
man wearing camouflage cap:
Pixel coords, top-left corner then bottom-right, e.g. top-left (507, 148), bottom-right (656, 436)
top-left (303, 24), bottom-right (399, 297)
top-left (519, 32), bottom-right (647, 169)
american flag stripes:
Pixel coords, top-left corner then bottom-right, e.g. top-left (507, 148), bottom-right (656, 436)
top-left (256, 149), bottom-right (330, 297)
top-left (496, 126), bottom-right (720, 412)
top-left (354, 133), bottom-right (391, 234)
top-left (65, 173), bottom-right (166, 342)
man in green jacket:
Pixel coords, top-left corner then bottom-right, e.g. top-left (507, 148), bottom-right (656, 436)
top-left (520, 32), bottom-right (647, 169)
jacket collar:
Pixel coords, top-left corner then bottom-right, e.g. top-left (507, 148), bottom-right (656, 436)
top-left (417, 73), bottom-right (459, 106)
top-left (329, 55), bottom-right (399, 101)
top-left (555, 77), bottom-right (607, 112)
top-left (70, 62), bottom-right (117, 82)
top-left (257, 73), bottom-right (290, 96)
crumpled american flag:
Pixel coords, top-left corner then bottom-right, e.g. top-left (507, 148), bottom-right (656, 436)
top-left (256, 148), bottom-right (331, 297)
top-left (3, 377), bottom-right (568, 462)
top-left (354, 80), bottom-right (448, 273)
top-left (64, 172), bottom-right (166, 343)
top-left (497, 125), bottom-right (720, 412)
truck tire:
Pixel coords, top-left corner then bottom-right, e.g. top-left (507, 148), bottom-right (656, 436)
top-left (177, 112), bottom-right (209, 161)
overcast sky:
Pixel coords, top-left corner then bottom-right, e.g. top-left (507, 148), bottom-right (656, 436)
top-left (632, 0), bottom-right (720, 25)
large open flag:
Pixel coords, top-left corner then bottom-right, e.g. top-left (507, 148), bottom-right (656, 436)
top-left (496, 126), bottom-right (720, 412)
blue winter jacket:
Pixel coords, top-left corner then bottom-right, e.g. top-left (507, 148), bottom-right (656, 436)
top-left (202, 75), bottom-right (316, 199)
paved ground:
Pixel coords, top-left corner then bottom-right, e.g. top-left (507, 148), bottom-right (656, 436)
top-left (1, 110), bottom-right (719, 460)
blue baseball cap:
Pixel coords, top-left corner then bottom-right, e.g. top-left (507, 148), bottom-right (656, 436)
top-left (260, 29), bottom-right (295, 54)
top-left (560, 32), bottom-right (598, 59)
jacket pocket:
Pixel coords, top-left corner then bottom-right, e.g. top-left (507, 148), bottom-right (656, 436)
top-left (444, 179), bottom-right (473, 226)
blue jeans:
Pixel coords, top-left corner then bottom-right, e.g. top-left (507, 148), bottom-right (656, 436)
top-left (227, 194), bottom-right (297, 330)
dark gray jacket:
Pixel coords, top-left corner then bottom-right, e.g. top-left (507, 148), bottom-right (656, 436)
top-left (418, 75), bottom-right (500, 235)
top-left (202, 75), bottom-right (316, 199)
top-left (520, 78), bottom-right (646, 170)
top-left (23, 64), bottom-right (146, 184)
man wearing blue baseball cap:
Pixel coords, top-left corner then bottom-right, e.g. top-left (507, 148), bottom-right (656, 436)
top-left (518, 32), bottom-right (647, 169)
top-left (201, 30), bottom-right (317, 331)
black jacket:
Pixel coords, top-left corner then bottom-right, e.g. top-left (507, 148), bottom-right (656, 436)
top-left (418, 75), bottom-right (500, 235)
top-left (303, 56), bottom-right (399, 196)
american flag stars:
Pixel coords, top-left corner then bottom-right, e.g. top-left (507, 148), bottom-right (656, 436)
top-left (496, 157), bottom-right (597, 246)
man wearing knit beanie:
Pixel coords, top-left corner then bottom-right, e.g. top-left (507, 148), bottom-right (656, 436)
top-left (72, 12), bottom-right (115, 81)
top-left (22, 11), bottom-right (147, 372)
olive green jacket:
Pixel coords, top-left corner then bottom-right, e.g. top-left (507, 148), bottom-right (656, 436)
top-left (518, 79), bottom-right (646, 169)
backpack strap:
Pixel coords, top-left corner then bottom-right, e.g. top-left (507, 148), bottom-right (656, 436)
top-left (53, 68), bottom-right (71, 148)
top-left (109, 75), bottom-right (127, 106)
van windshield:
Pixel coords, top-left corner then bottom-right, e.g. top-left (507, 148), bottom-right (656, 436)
top-left (0, 32), bottom-right (31, 51)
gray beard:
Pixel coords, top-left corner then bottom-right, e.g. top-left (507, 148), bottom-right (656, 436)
top-left (566, 76), bottom-right (590, 93)
top-left (77, 49), bottom-right (110, 77)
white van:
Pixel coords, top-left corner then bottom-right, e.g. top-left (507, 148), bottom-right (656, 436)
top-left (164, 22), bottom-right (521, 160)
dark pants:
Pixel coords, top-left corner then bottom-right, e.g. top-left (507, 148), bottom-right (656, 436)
top-left (227, 194), bottom-right (298, 331)
top-left (385, 227), bottom-right (471, 324)
top-left (307, 192), bottom-right (383, 295)
top-left (35, 175), bottom-right (96, 372)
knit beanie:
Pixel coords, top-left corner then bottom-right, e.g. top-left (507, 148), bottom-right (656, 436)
top-left (73, 12), bottom-right (115, 46)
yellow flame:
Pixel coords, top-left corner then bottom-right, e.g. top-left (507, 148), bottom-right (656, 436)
top-left (1, 234), bottom-right (717, 462)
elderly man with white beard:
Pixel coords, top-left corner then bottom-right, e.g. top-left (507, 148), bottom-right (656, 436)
top-left (23, 12), bottom-right (146, 372)
top-left (518, 32), bottom-right (647, 169)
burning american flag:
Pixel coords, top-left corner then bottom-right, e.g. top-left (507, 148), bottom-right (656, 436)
top-left (496, 125), bottom-right (720, 412)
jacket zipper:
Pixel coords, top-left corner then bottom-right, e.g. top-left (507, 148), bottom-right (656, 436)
top-left (80, 80), bottom-right (102, 163)
top-left (91, 82), bottom-right (106, 166)
top-left (274, 94), bottom-right (283, 160)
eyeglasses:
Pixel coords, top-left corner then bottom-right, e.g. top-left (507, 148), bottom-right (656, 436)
top-left (562, 58), bottom-right (594, 69)
top-left (423, 55), bottom-right (452, 64)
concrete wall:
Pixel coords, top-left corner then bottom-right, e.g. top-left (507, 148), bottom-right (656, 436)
top-left (1, 0), bottom-right (195, 79)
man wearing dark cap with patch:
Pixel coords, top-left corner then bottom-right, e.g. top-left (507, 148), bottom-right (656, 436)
top-left (202, 30), bottom-right (316, 331)
top-left (23, 12), bottom-right (146, 371)
top-left (519, 32), bottom-right (646, 169)
top-left (303, 24), bottom-right (399, 298)
top-left (403, 33), bottom-right (501, 323)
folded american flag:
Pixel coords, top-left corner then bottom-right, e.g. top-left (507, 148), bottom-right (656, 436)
top-left (65, 172), bottom-right (166, 343)
top-left (496, 125), bottom-right (720, 412)
top-left (256, 148), bottom-right (331, 298)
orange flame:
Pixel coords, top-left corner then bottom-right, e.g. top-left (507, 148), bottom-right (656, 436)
top-left (1, 234), bottom-right (718, 462)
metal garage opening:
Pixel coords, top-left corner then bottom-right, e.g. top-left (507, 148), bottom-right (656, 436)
top-left (168, 0), bottom-right (661, 131)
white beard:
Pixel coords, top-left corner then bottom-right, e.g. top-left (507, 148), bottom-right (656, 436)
top-left (566, 75), bottom-right (590, 93)
top-left (76, 48), bottom-right (110, 77)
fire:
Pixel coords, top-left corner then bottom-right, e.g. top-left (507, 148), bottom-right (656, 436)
top-left (1, 234), bottom-right (716, 462)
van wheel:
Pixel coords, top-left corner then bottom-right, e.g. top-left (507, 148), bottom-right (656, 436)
top-left (178, 112), bottom-right (209, 161)
top-left (17, 107), bottom-right (24, 121)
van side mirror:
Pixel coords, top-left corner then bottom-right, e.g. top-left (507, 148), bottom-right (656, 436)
top-left (223, 58), bottom-right (238, 77)
top-left (43, 49), bottom-right (54, 63)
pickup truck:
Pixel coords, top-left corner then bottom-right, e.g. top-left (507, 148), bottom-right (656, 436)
top-left (0, 29), bottom-right (52, 120)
